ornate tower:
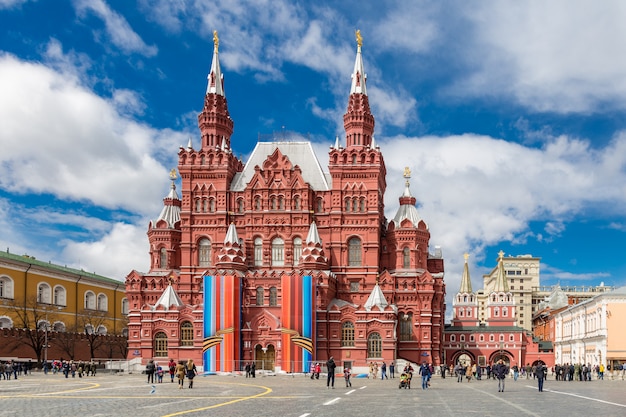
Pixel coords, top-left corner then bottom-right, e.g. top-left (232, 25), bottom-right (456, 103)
top-left (487, 250), bottom-right (516, 326)
top-left (452, 254), bottom-right (478, 327)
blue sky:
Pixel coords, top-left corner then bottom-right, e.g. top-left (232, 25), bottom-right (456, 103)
top-left (1, 0), bottom-right (625, 301)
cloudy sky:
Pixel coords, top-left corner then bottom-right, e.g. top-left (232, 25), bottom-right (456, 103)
top-left (1, 0), bottom-right (625, 304)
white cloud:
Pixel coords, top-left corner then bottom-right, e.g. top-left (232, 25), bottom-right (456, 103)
top-left (453, 0), bottom-right (626, 113)
top-left (61, 222), bottom-right (150, 280)
top-left (0, 50), bottom-right (186, 214)
top-left (379, 131), bottom-right (626, 293)
top-left (74, 0), bottom-right (158, 57)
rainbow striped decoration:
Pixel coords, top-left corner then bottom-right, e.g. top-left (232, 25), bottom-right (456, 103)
top-left (281, 274), bottom-right (315, 373)
top-left (203, 274), bottom-right (241, 372)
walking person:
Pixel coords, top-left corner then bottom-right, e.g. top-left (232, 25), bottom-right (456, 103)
top-left (186, 359), bottom-right (197, 388)
top-left (536, 362), bottom-right (547, 392)
top-left (145, 359), bottom-right (155, 384)
top-left (381, 362), bottom-right (387, 380)
top-left (326, 356), bottom-right (336, 389)
top-left (389, 361), bottom-right (395, 378)
top-left (176, 360), bottom-right (186, 389)
top-left (493, 359), bottom-right (509, 392)
top-left (419, 361), bottom-right (431, 389)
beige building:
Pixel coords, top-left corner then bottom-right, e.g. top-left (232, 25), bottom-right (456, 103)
top-left (554, 286), bottom-right (626, 369)
top-left (479, 254), bottom-right (540, 332)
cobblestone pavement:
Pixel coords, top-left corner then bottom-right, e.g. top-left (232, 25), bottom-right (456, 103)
top-left (1, 372), bottom-right (625, 417)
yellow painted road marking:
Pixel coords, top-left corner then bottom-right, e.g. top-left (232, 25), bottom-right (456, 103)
top-left (160, 383), bottom-right (273, 417)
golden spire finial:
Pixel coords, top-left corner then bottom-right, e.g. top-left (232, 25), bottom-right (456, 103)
top-left (213, 30), bottom-right (219, 53)
top-left (464, 253), bottom-right (469, 262)
top-left (498, 250), bottom-right (505, 260)
top-left (169, 168), bottom-right (177, 181)
top-left (403, 167), bottom-right (411, 179)
top-left (356, 29), bottom-right (362, 48)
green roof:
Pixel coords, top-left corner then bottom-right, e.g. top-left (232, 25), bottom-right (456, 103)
top-left (0, 250), bottom-right (122, 286)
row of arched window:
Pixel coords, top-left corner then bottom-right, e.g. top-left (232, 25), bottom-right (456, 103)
top-left (449, 333), bottom-right (515, 342)
top-left (191, 236), bottom-right (364, 268)
top-left (256, 287), bottom-right (278, 306)
top-left (0, 315), bottom-right (128, 337)
top-left (0, 276), bottom-right (128, 314)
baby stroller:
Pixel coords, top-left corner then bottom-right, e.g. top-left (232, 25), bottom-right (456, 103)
top-left (399, 372), bottom-right (411, 389)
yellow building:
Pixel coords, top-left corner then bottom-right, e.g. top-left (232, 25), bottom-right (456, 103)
top-left (0, 250), bottom-right (127, 362)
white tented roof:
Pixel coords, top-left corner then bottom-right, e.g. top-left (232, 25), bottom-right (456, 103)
top-left (230, 141), bottom-right (330, 191)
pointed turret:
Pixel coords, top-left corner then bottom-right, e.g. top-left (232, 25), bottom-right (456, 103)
top-left (364, 282), bottom-right (388, 312)
top-left (216, 223), bottom-right (246, 271)
top-left (459, 253), bottom-right (473, 294)
top-left (343, 29), bottom-right (374, 149)
top-left (153, 283), bottom-right (184, 311)
top-left (299, 222), bottom-right (329, 269)
top-left (148, 170), bottom-right (182, 270)
top-left (392, 167), bottom-right (422, 227)
top-left (198, 30), bottom-right (234, 150)
top-left (493, 250), bottom-right (509, 293)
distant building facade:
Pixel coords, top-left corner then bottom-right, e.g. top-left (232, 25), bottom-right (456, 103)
top-left (553, 286), bottom-right (626, 370)
top-left (125, 34), bottom-right (446, 373)
top-left (0, 250), bottom-right (128, 363)
top-left (444, 252), bottom-right (552, 369)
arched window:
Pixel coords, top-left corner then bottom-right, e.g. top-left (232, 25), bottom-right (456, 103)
top-left (121, 298), bottom-right (129, 315)
top-left (180, 321), bottom-right (193, 346)
top-left (202, 198), bottom-right (208, 213)
top-left (209, 198), bottom-right (215, 212)
top-left (360, 197), bottom-right (366, 212)
top-left (352, 198), bottom-right (358, 212)
top-left (255, 196), bottom-right (261, 210)
top-left (53, 285), bottom-right (66, 306)
top-left (403, 247), bottom-right (410, 269)
top-left (293, 237), bottom-right (302, 266)
top-left (503, 307), bottom-right (508, 317)
top-left (256, 287), bottom-right (264, 306)
top-left (238, 199), bottom-right (244, 213)
top-left (160, 247), bottom-right (168, 268)
top-left (269, 287), bottom-right (277, 306)
top-left (198, 238), bottom-right (212, 267)
top-left (278, 196), bottom-right (284, 210)
top-left (195, 199), bottom-right (201, 212)
top-left (348, 237), bottom-right (362, 266)
top-left (154, 332), bottom-right (168, 357)
top-left (0, 316), bottom-right (13, 329)
top-left (450, 335), bottom-right (456, 342)
top-left (271, 196), bottom-right (277, 210)
top-left (272, 237), bottom-right (284, 266)
top-left (400, 313), bottom-right (413, 341)
top-left (345, 198), bottom-right (350, 212)
top-left (85, 291), bottom-right (96, 310)
top-left (294, 196), bottom-right (300, 210)
top-left (38, 283), bottom-right (51, 304)
top-left (316, 198), bottom-right (323, 212)
top-left (97, 294), bottom-right (108, 311)
top-left (341, 321), bottom-right (355, 347)
top-left (254, 237), bottom-right (263, 266)
top-left (0, 276), bottom-right (14, 299)
top-left (367, 332), bottom-right (382, 358)
top-left (84, 324), bottom-right (94, 334)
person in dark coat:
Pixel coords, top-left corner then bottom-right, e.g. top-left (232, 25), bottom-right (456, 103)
top-left (535, 363), bottom-right (547, 392)
top-left (493, 359), bottom-right (509, 392)
top-left (326, 357), bottom-right (336, 388)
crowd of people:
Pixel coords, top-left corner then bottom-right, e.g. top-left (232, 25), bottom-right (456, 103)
top-left (1, 360), bottom-right (33, 379)
top-left (145, 358), bottom-right (197, 389)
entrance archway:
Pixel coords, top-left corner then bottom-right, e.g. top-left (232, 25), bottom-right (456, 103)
top-left (255, 344), bottom-right (275, 371)
top-left (456, 353), bottom-right (473, 367)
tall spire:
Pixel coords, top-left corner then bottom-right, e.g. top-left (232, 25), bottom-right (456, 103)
top-left (350, 29), bottom-right (367, 95)
top-left (206, 30), bottom-right (224, 96)
top-left (493, 250), bottom-right (510, 293)
top-left (459, 253), bottom-right (473, 294)
top-left (343, 29), bottom-right (374, 149)
top-left (198, 30), bottom-right (233, 150)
